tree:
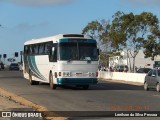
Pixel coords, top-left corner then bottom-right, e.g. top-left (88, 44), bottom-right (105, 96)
top-left (82, 20), bottom-right (111, 66)
top-left (82, 20), bottom-right (102, 51)
top-left (109, 11), bottom-right (159, 72)
top-left (109, 11), bottom-right (127, 49)
top-left (144, 35), bottom-right (160, 60)
top-left (82, 11), bottom-right (160, 71)
top-left (143, 27), bottom-right (160, 60)
top-left (82, 20), bottom-right (102, 39)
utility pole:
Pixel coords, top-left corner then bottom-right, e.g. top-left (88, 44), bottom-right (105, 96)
top-left (20, 51), bottom-right (23, 64)
top-left (3, 54), bottom-right (7, 65)
top-left (0, 54), bottom-right (1, 62)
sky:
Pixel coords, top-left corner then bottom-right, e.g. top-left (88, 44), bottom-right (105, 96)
top-left (0, 0), bottom-right (160, 64)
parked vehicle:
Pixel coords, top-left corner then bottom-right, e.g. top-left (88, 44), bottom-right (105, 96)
top-left (9, 63), bottom-right (20, 71)
top-left (144, 69), bottom-right (160, 92)
top-left (0, 62), bottom-right (4, 69)
top-left (137, 68), bottom-right (152, 74)
top-left (114, 65), bottom-right (128, 72)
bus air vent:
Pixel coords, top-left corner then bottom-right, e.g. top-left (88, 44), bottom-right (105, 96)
top-left (63, 34), bottom-right (84, 38)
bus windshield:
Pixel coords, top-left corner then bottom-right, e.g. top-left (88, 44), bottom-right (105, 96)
top-left (58, 42), bottom-right (98, 61)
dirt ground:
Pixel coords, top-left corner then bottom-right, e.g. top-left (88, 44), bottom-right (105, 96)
top-left (0, 95), bottom-right (32, 120)
top-left (0, 95), bottom-right (30, 110)
top-left (0, 88), bottom-right (67, 120)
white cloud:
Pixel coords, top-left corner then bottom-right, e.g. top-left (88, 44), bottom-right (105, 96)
top-left (1, 0), bottom-right (75, 6)
top-left (14, 22), bottom-right (50, 32)
top-left (122, 0), bottom-right (160, 7)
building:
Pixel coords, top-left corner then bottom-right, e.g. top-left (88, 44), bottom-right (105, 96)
top-left (109, 50), bottom-right (160, 70)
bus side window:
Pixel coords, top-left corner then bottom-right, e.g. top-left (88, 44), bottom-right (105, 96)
top-left (24, 46), bottom-right (28, 55)
top-left (29, 46), bottom-right (32, 55)
top-left (35, 44), bottom-right (39, 54)
top-left (39, 44), bottom-right (45, 54)
top-left (30, 45), bottom-right (36, 55)
top-left (32, 45), bottom-right (36, 54)
top-left (44, 42), bottom-right (51, 55)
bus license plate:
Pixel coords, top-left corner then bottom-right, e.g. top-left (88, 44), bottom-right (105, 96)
top-left (76, 73), bottom-right (83, 76)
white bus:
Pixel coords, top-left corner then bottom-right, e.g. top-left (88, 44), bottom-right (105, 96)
top-left (23, 34), bottom-right (99, 89)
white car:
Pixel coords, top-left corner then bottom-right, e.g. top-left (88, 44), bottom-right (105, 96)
top-left (144, 69), bottom-right (160, 92)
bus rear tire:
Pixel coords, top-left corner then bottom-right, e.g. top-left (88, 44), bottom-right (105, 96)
top-left (29, 71), bottom-right (39, 85)
top-left (49, 73), bottom-right (56, 89)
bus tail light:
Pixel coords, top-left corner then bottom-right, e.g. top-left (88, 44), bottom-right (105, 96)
top-left (96, 72), bottom-right (98, 77)
top-left (59, 72), bottom-right (61, 76)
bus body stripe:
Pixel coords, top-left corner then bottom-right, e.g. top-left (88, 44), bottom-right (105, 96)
top-left (27, 56), bottom-right (47, 81)
top-left (27, 56), bottom-right (42, 80)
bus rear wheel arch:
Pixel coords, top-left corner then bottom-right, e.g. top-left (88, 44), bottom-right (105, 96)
top-left (29, 70), bottom-right (39, 85)
top-left (49, 72), bottom-right (57, 89)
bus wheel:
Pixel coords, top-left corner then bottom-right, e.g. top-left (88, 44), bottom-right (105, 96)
top-left (29, 71), bottom-right (34, 85)
top-left (156, 83), bottom-right (160, 92)
top-left (29, 71), bottom-right (39, 85)
top-left (49, 73), bottom-right (56, 89)
top-left (83, 85), bottom-right (89, 90)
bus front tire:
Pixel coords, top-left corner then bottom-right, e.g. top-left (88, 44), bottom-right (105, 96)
top-left (49, 73), bottom-right (56, 89)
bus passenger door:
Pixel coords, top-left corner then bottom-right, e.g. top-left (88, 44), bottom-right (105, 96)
top-left (49, 45), bottom-right (57, 63)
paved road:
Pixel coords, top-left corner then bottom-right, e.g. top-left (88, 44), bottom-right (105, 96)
top-left (0, 71), bottom-right (160, 119)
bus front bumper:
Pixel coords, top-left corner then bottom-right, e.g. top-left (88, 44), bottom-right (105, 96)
top-left (57, 78), bottom-right (98, 85)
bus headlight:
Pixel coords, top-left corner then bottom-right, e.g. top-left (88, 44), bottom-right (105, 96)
top-left (88, 72), bottom-right (98, 77)
top-left (63, 72), bottom-right (71, 77)
top-left (88, 72), bottom-right (95, 77)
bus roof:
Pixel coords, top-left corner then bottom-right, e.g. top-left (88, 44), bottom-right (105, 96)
top-left (24, 34), bottom-right (92, 45)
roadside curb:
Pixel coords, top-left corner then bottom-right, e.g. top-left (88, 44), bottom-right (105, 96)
top-left (100, 78), bottom-right (144, 86)
top-left (0, 87), bottom-right (68, 120)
